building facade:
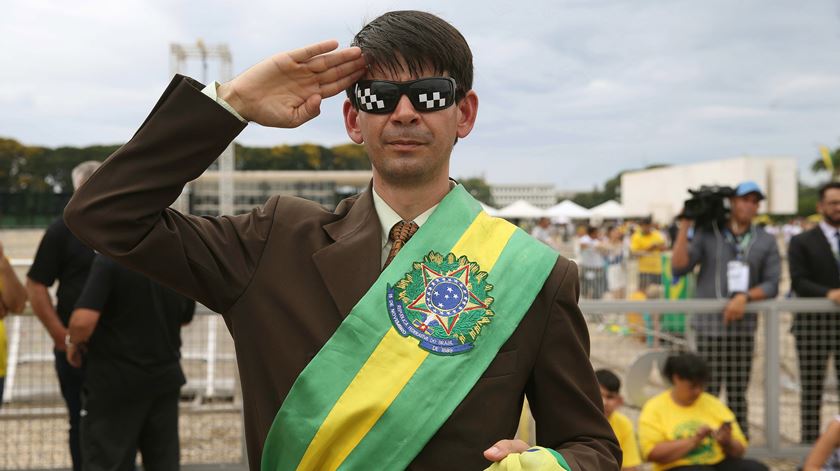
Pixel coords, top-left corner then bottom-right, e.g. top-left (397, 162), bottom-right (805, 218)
top-left (188, 170), bottom-right (372, 216)
top-left (620, 157), bottom-right (798, 223)
top-left (490, 183), bottom-right (556, 209)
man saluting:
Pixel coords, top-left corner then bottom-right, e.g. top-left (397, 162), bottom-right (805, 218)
top-left (65, 10), bottom-right (619, 470)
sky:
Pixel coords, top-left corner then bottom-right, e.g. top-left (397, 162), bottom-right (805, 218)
top-left (3, 0), bottom-right (840, 191)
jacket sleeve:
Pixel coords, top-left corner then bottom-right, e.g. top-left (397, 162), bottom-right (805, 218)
top-left (789, 233), bottom-right (831, 297)
top-left (64, 75), bottom-right (273, 314)
top-left (671, 230), bottom-right (705, 277)
top-left (528, 260), bottom-right (622, 470)
top-left (755, 233), bottom-right (780, 298)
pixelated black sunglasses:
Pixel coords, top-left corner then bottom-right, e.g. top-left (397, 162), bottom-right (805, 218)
top-left (354, 77), bottom-right (457, 114)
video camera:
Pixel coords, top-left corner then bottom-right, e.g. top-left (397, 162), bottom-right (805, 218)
top-left (680, 185), bottom-right (734, 228)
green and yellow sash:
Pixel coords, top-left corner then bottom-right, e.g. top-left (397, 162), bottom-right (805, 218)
top-left (262, 186), bottom-right (560, 471)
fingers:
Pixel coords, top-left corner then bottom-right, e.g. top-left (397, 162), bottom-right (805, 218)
top-left (288, 39), bottom-right (340, 63)
top-left (483, 439), bottom-right (530, 462)
top-left (298, 95), bottom-right (323, 125)
top-left (316, 55), bottom-right (366, 83)
top-left (318, 65), bottom-right (367, 99)
top-left (306, 46), bottom-right (363, 72)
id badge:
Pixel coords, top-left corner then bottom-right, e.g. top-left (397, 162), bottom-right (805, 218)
top-left (727, 261), bottom-right (750, 294)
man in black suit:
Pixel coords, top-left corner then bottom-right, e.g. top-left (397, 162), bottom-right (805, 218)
top-left (789, 181), bottom-right (840, 443)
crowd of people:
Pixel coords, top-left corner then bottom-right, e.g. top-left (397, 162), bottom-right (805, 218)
top-left (528, 180), bottom-right (840, 470)
top-left (0, 162), bottom-right (197, 470)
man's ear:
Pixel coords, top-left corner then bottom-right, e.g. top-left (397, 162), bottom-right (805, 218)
top-left (456, 90), bottom-right (479, 139)
top-left (343, 99), bottom-right (364, 144)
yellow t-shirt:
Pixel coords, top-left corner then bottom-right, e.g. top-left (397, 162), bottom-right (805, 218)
top-left (608, 410), bottom-right (642, 468)
top-left (638, 390), bottom-right (747, 471)
top-left (630, 230), bottom-right (665, 275)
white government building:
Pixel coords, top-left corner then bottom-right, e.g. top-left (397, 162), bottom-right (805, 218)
top-left (489, 183), bottom-right (558, 209)
top-left (620, 157), bottom-right (798, 223)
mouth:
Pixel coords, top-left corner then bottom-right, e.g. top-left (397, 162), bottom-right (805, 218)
top-left (386, 140), bottom-right (426, 151)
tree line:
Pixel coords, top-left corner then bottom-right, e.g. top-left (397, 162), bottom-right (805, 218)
top-left (2, 135), bottom-right (834, 219)
top-left (0, 137), bottom-right (372, 194)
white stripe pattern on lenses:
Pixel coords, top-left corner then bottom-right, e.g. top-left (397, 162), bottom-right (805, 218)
top-left (418, 92), bottom-right (446, 109)
top-left (357, 87), bottom-right (385, 111)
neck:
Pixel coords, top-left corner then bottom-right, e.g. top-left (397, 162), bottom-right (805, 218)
top-left (373, 176), bottom-right (451, 221)
top-left (824, 219), bottom-right (840, 229)
top-left (670, 389), bottom-right (691, 407)
top-left (728, 218), bottom-right (750, 235)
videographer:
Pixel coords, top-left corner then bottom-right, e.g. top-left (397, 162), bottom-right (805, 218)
top-left (671, 181), bottom-right (781, 439)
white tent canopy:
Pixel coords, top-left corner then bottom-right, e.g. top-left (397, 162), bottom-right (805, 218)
top-left (496, 200), bottom-right (545, 219)
top-left (589, 200), bottom-right (626, 219)
top-left (546, 200), bottom-right (591, 219)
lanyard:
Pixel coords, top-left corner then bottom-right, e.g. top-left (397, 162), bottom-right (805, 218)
top-left (724, 228), bottom-right (753, 261)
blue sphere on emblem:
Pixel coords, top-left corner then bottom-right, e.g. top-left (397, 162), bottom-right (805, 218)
top-left (426, 276), bottom-right (469, 317)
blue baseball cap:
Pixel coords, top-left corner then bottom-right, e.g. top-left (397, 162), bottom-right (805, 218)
top-left (734, 181), bottom-right (765, 200)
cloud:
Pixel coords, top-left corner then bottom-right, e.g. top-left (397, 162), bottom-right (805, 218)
top-left (3, 0), bottom-right (840, 190)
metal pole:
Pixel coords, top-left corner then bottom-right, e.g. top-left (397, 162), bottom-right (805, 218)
top-left (763, 305), bottom-right (781, 453)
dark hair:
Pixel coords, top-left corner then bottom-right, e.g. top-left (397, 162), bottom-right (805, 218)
top-left (662, 352), bottom-right (710, 385)
top-left (346, 11), bottom-right (473, 105)
top-left (819, 181), bottom-right (840, 201)
top-left (595, 369), bottom-right (621, 393)
top-left (587, 226), bottom-right (598, 236)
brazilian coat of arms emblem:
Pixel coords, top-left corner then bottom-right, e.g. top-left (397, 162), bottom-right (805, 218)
top-left (386, 251), bottom-right (495, 355)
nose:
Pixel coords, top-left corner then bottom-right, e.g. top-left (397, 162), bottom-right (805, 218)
top-left (390, 94), bottom-right (420, 125)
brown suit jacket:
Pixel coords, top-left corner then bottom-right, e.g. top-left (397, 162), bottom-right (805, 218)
top-left (65, 75), bottom-right (620, 470)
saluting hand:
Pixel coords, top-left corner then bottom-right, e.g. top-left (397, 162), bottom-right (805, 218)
top-left (218, 40), bottom-right (367, 128)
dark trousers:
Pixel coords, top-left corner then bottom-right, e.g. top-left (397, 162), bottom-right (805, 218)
top-left (638, 272), bottom-right (661, 291)
top-left (669, 457), bottom-right (768, 470)
top-left (81, 387), bottom-right (180, 471)
top-left (580, 266), bottom-right (606, 299)
top-left (696, 335), bottom-right (755, 439)
top-left (795, 334), bottom-right (840, 443)
top-left (55, 350), bottom-right (85, 471)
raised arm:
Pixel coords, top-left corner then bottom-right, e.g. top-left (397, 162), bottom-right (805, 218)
top-left (64, 41), bottom-right (366, 313)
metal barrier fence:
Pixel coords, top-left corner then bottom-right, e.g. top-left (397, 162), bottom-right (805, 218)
top-left (1, 282), bottom-right (831, 469)
top-left (583, 297), bottom-right (840, 466)
top-left (574, 255), bottom-right (693, 302)
top-left (0, 305), bottom-right (244, 470)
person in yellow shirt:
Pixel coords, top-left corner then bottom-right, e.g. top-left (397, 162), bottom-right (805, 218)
top-left (638, 352), bottom-right (767, 470)
top-left (630, 218), bottom-right (666, 290)
top-left (0, 240), bottom-right (29, 405)
top-left (596, 369), bottom-right (641, 470)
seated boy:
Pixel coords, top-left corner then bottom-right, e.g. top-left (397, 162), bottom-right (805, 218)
top-left (597, 369), bottom-right (642, 471)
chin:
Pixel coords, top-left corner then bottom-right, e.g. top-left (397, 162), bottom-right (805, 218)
top-left (374, 162), bottom-right (445, 186)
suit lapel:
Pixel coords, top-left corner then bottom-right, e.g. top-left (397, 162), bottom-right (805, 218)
top-left (813, 226), bottom-right (840, 279)
top-left (313, 188), bottom-right (382, 318)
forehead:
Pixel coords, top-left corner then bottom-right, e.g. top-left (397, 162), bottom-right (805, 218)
top-left (364, 56), bottom-right (446, 82)
top-left (599, 385), bottom-right (617, 396)
top-left (823, 188), bottom-right (840, 200)
top-left (733, 193), bottom-right (761, 204)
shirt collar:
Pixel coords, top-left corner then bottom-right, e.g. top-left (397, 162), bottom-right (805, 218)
top-left (372, 182), bottom-right (454, 248)
top-left (819, 220), bottom-right (840, 242)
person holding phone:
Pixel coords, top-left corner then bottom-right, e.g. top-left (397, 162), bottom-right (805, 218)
top-left (638, 353), bottom-right (768, 470)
